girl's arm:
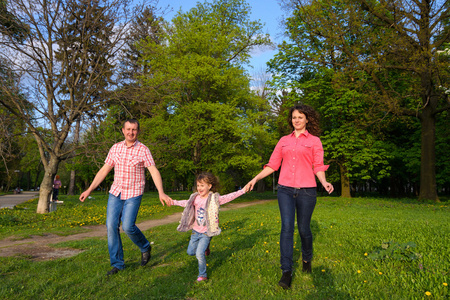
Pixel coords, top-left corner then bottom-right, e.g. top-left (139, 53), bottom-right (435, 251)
top-left (172, 200), bottom-right (189, 207)
top-left (218, 189), bottom-right (246, 205)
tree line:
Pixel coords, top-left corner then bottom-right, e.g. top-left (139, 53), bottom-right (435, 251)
top-left (0, 0), bottom-right (449, 213)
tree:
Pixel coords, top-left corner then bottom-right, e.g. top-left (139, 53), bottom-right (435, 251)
top-left (275, 0), bottom-right (450, 201)
top-left (137, 0), bottom-right (274, 190)
top-left (0, 0), bottom-right (150, 213)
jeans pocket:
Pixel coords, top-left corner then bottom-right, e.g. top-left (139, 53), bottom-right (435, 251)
top-left (303, 188), bottom-right (317, 197)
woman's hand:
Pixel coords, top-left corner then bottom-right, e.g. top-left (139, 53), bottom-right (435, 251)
top-left (244, 178), bottom-right (258, 192)
top-left (322, 182), bottom-right (334, 194)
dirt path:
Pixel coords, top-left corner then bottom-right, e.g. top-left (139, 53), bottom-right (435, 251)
top-left (0, 200), bottom-right (272, 261)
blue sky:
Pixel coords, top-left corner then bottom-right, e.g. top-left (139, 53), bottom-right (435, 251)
top-left (155, 0), bottom-right (286, 76)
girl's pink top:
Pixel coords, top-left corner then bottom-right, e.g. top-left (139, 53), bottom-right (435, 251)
top-left (173, 189), bottom-right (245, 233)
top-left (265, 130), bottom-right (329, 188)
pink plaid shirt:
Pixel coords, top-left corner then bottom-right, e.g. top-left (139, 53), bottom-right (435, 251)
top-left (265, 131), bottom-right (329, 188)
top-left (105, 140), bottom-right (155, 200)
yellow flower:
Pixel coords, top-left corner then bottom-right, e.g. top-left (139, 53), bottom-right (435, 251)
top-left (443, 282), bottom-right (448, 286)
top-left (364, 253), bottom-right (368, 256)
top-left (425, 291), bottom-right (431, 296)
top-left (357, 270), bottom-right (361, 274)
top-left (266, 250), bottom-right (269, 253)
top-left (379, 272), bottom-right (383, 275)
top-left (321, 269), bottom-right (325, 272)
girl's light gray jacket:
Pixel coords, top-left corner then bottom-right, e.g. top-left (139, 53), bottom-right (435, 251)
top-left (176, 192), bottom-right (222, 237)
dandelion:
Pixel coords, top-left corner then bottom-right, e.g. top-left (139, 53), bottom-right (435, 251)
top-left (322, 269), bottom-right (325, 272)
top-left (444, 283), bottom-right (448, 286)
top-left (266, 250), bottom-right (269, 253)
top-left (379, 272), bottom-right (383, 275)
top-left (425, 291), bottom-right (431, 296)
top-left (357, 270), bottom-right (361, 274)
top-left (364, 253), bottom-right (368, 256)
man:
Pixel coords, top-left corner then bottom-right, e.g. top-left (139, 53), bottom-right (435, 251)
top-left (80, 119), bottom-right (172, 275)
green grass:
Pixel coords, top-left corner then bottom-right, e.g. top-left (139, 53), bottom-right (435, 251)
top-left (0, 194), bottom-right (448, 299)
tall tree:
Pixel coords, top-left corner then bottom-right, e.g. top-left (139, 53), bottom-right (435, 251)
top-left (137, 0), bottom-right (273, 190)
top-left (0, 0), bottom-right (150, 213)
top-left (275, 0), bottom-right (450, 201)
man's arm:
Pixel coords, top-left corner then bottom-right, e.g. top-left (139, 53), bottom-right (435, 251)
top-left (147, 165), bottom-right (172, 206)
top-left (79, 164), bottom-right (113, 202)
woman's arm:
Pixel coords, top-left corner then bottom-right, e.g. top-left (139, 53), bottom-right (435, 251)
top-left (244, 166), bottom-right (275, 192)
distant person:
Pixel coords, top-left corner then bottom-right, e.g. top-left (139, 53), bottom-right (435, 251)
top-left (169, 172), bottom-right (247, 282)
top-left (79, 119), bottom-right (172, 276)
top-left (52, 175), bottom-right (62, 201)
top-left (245, 104), bottom-right (334, 289)
top-left (14, 187), bottom-right (21, 194)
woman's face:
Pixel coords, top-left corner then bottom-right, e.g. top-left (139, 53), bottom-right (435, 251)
top-left (197, 180), bottom-right (212, 197)
top-left (292, 110), bottom-right (308, 132)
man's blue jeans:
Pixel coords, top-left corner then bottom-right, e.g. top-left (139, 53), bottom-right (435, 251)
top-left (277, 185), bottom-right (317, 272)
top-left (106, 193), bottom-right (150, 269)
top-left (187, 230), bottom-right (211, 278)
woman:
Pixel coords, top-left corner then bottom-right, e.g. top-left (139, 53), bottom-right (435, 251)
top-left (245, 104), bottom-right (333, 289)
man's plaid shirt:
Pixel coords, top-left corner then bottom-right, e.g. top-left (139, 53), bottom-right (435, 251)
top-left (105, 140), bottom-right (155, 200)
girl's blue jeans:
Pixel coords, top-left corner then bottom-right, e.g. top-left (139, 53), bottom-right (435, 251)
top-left (277, 185), bottom-right (317, 272)
top-left (187, 230), bottom-right (211, 278)
top-left (106, 193), bottom-right (150, 269)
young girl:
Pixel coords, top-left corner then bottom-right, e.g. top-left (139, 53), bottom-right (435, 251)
top-left (171, 172), bottom-right (247, 282)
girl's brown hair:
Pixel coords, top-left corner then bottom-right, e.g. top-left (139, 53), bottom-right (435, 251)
top-left (196, 172), bottom-right (219, 193)
top-left (288, 104), bottom-right (321, 136)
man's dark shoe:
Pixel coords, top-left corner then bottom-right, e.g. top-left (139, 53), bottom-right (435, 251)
top-left (106, 267), bottom-right (120, 276)
top-left (302, 261), bottom-right (312, 273)
top-left (141, 247), bottom-right (151, 266)
top-left (278, 270), bottom-right (292, 289)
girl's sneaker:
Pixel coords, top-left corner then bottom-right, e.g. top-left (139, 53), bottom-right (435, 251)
top-left (197, 276), bottom-right (208, 282)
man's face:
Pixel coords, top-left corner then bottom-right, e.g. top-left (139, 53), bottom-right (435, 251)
top-left (122, 121), bottom-right (139, 145)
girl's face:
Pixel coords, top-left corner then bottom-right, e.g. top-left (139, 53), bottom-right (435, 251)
top-left (197, 180), bottom-right (212, 197)
top-left (292, 110), bottom-right (308, 132)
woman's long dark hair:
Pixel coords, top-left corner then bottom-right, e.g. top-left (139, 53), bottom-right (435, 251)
top-left (288, 104), bottom-right (321, 136)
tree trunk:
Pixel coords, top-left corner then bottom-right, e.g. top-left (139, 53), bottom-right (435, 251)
top-left (36, 157), bottom-right (60, 214)
top-left (340, 164), bottom-right (351, 198)
top-left (67, 118), bottom-right (81, 195)
top-left (418, 105), bottom-right (439, 201)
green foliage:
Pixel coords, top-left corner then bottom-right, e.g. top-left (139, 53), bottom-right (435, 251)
top-left (135, 0), bottom-right (274, 190)
top-left (368, 241), bottom-right (421, 262)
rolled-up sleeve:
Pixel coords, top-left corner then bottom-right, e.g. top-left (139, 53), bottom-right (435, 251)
top-left (264, 138), bottom-right (284, 171)
top-left (312, 139), bottom-right (329, 174)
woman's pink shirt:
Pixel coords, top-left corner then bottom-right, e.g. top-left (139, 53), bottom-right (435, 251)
top-left (265, 131), bottom-right (329, 188)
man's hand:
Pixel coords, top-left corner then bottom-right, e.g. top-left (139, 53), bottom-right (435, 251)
top-left (159, 193), bottom-right (173, 206)
top-left (79, 190), bottom-right (91, 202)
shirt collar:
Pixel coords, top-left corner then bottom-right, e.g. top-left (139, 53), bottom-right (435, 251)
top-left (290, 130), bottom-right (309, 138)
top-left (122, 140), bottom-right (139, 148)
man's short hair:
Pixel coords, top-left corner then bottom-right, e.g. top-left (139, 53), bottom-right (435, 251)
top-left (123, 119), bottom-right (140, 131)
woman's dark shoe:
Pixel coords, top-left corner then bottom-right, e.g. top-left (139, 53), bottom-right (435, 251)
top-left (278, 270), bottom-right (292, 289)
top-left (302, 261), bottom-right (312, 273)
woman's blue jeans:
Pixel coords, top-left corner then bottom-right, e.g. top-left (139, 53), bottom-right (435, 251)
top-left (277, 185), bottom-right (317, 272)
top-left (106, 193), bottom-right (150, 269)
top-left (187, 230), bottom-right (211, 278)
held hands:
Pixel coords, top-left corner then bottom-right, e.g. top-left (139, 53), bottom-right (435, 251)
top-left (244, 178), bottom-right (258, 192)
top-left (159, 193), bottom-right (173, 206)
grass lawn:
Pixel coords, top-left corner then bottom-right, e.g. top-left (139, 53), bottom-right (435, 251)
top-left (0, 193), bottom-right (448, 299)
